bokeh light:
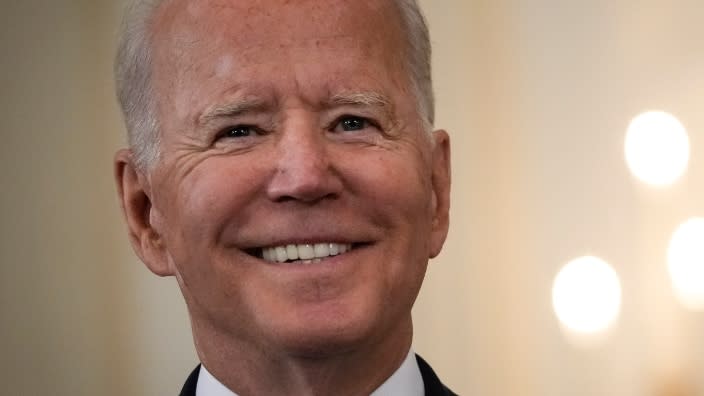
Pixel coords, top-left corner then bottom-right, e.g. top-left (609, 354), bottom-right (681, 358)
top-left (668, 218), bottom-right (704, 310)
top-left (624, 111), bottom-right (689, 186)
top-left (552, 256), bottom-right (622, 334)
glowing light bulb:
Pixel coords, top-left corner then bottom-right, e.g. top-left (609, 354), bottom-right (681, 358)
top-left (668, 218), bottom-right (704, 310)
top-left (624, 111), bottom-right (689, 186)
top-left (552, 256), bottom-right (621, 334)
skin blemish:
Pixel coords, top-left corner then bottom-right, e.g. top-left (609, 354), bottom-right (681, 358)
top-left (215, 55), bottom-right (235, 79)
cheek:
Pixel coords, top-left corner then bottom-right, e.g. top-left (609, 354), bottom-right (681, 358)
top-left (169, 158), bottom-right (268, 245)
top-left (356, 152), bottom-right (434, 224)
top-left (366, 153), bottom-right (436, 267)
top-left (162, 158), bottom-right (268, 302)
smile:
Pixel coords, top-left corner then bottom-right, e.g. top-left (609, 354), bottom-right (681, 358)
top-left (260, 243), bottom-right (353, 264)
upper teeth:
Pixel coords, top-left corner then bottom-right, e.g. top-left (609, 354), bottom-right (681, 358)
top-left (262, 243), bottom-right (352, 263)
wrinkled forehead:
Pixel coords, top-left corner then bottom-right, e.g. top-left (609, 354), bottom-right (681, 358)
top-left (151, 0), bottom-right (406, 65)
top-left (148, 0), bottom-right (411, 122)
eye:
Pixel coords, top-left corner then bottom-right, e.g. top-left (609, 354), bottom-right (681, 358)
top-left (333, 115), bottom-right (373, 132)
top-left (220, 125), bottom-right (256, 139)
top-left (221, 125), bottom-right (253, 138)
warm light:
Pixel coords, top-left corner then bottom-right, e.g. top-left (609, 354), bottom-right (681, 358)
top-left (668, 218), bottom-right (704, 310)
top-left (552, 256), bottom-right (621, 334)
top-left (624, 111), bottom-right (689, 186)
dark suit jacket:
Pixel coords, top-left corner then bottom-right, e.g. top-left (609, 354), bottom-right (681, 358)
top-left (180, 354), bottom-right (457, 395)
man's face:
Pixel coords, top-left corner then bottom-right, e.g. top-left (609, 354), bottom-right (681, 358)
top-left (136, 0), bottom-right (450, 355)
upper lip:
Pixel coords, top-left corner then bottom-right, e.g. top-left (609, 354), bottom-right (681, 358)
top-left (219, 215), bottom-right (381, 252)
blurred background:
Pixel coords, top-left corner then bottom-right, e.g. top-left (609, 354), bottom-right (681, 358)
top-left (1, 0), bottom-right (703, 395)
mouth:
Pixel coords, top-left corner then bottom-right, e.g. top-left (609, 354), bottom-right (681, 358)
top-left (246, 242), bottom-right (361, 264)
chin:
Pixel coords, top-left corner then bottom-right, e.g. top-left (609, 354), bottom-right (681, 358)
top-left (271, 306), bottom-right (389, 359)
top-left (279, 328), bottom-right (376, 359)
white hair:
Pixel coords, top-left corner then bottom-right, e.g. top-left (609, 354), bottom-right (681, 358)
top-left (114, 0), bottom-right (434, 170)
top-left (393, 0), bottom-right (435, 129)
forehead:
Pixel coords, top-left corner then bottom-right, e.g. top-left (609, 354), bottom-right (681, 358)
top-left (156, 0), bottom-right (399, 42)
top-left (151, 0), bottom-right (406, 70)
top-left (150, 0), bottom-right (410, 123)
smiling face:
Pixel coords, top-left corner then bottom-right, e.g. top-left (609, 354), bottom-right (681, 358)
top-left (117, 0), bottom-right (450, 359)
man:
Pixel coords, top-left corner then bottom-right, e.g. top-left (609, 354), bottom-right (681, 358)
top-left (114, 0), bottom-right (453, 394)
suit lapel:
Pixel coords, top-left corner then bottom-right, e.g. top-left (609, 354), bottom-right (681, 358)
top-left (179, 364), bottom-right (200, 396)
top-left (416, 354), bottom-right (458, 396)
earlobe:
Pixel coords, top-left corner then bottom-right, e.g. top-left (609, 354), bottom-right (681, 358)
top-left (114, 149), bottom-right (173, 276)
top-left (428, 130), bottom-right (451, 259)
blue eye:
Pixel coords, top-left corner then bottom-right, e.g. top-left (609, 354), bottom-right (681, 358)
top-left (337, 116), bottom-right (369, 132)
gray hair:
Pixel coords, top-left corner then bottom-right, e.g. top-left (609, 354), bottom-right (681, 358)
top-left (114, 0), bottom-right (434, 170)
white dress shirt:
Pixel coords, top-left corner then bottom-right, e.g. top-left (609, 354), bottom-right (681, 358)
top-left (196, 348), bottom-right (424, 396)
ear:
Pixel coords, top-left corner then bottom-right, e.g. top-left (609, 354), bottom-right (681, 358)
top-left (428, 130), bottom-right (451, 258)
top-left (114, 149), bottom-right (173, 276)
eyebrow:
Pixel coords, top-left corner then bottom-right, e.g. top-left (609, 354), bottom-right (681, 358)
top-left (327, 91), bottom-right (394, 117)
top-left (197, 97), bottom-right (269, 127)
top-left (197, 91), bottom-right (395, 127)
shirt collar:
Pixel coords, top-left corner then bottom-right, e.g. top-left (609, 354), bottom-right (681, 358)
top-left (196, 362), bottom-right (236, 396)
top-left (370, 348), bottom-right (424, 396)
top-left (195, 348), bottom-right (424, 396)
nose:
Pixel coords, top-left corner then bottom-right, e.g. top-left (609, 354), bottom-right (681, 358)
top-left (266, 119), bottom-right (342, 203)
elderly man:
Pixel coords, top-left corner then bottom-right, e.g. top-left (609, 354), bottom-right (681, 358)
top-left (114, 0), bottom-right (453, 394)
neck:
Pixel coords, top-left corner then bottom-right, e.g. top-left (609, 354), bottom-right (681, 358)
top-left (190, 317), bottom-right (413, 396)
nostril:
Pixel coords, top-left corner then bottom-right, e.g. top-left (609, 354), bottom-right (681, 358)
top-left (266, 144), bottom-right (342, 203)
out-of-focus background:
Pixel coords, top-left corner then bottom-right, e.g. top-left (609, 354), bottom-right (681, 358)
top-left (1, 1), bottom-right (703, 395)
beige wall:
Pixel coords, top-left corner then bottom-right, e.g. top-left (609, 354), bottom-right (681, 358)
top-left (417, 2), bottom-right (704, 395)
top-left (0, 2), bottom-right (194, 394)
top-left (1, 1), bottom-right (703, 395)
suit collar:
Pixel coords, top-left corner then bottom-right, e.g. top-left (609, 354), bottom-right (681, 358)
top-left (415, 354), bottom-right (458, 396)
